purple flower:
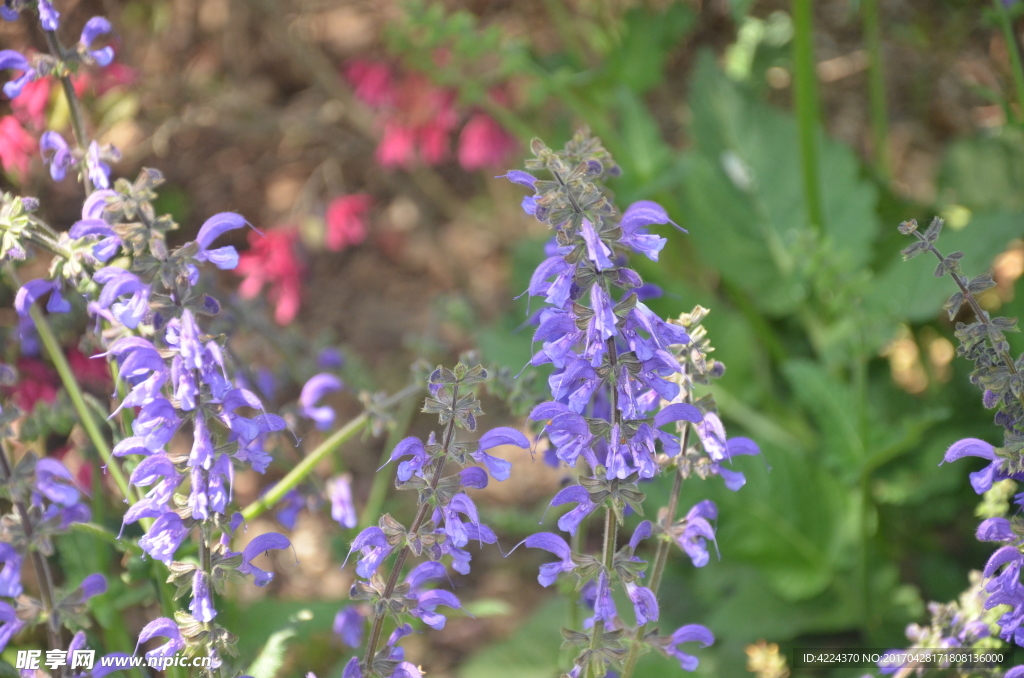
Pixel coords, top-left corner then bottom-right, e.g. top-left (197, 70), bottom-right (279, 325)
top-left (530, 402), bottom-right (598, 469)
top-left (661, 624), bottom-right (713, 671)
top-left (77, 573), bottom-right (107, 601)
top-left (580, 219), bottom-right (613, 270)
top-left (70, 214), bottom-right (121, 262)
top-left (500, 170), bottom-right (536, 188)
top-left (626, 582), bottom-right (658, 625)
top-left (93, 267), bottom-right (150, 329)
top-left (978, 517), bottom-right (1015, 543)
top-left (333, 607), bottom-right (364, 647)
top-left (472, 426), bottom-right (528, 481)
top-left (672, 500), bottom-right (717, 567)
top-left (523, 532), bottom-right (576, 586)
top-left (190, 570), bottom-right (216, 622)
top-left (37, 0), bottom-right (58, 30)
top-left (435, 494), bottom-right (482, 548)
top-left (0, 601), bottom-right (25, 653)
top-left (618, 201), bottom-right (674, 260)
top-left (0, 50), bottom-right (35, 98)
top-left (342, 658), bottom-right (363, 678)
top-left (459, 467), bottom-right (489, 490)
top-left (549, 485), bottom-right (597, 536)
top-left (328, 474), bottom-right (357, 529)
top-left (275, 490), bottom-right (304, 530)
top-left (195, 212), bottom-right (251, 270)
top-left (239, 532), bottom-right (291, 586)
top-left (410, 589), bottom-right (461, 630)
top-left (593, 570), bottom-right (617, 623)
top-left (135, 618), bottom-right (185, 662)
top-left (438, 522), bottom-right (496, 575)
top-left (79, 17), bottom-right (114, 66)
top-left (138, 513), bottom-right (188, 563)
top-left (0, 543), bottom-right (22, 597)
top-left (942, 438), bottom-right (1004, 494)
top-left (347, 526), bottom-right (394, 578)
top-left (35, 458), bottom-right (80, 506)
top-left (388, 437), bottom-right (430, 482)
top-left (528, 255), bottom-right (574, 309)
top-left (40, 131), bottom-right (76, 181)
top-left (15, 278), bottom-right (70, 316)
top-left (317, 347), bottom-right (344, 369)
top-left (86, 141), bottom-right (113, 189)
top-left (300, 373), bottom-right (343, 430)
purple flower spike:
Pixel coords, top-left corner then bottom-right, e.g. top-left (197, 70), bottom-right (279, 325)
top-left (40, 131), bottom-right (76, 181)
top-left (0, 50), bottom-right (35, 99)
top-left (333, 607), bottom-right (365, 647)
top-left (135, 618), bottom-right (185, 662)
top-left (80, 17), bottom-right (114, 66)
top-left (523, 532), bottom-right (576, 586)
top-left (328, 474), bottom-right (357, 529)
top-left (300, 373), bottom-right (343, 431)
top-left (550, 485), bottom-right (597, 536)
top-left (0, 543), bottom-right (23, 597)
top-left (472, 426), bottom-right (528, 481)
top-left (663, 624), bottom-right (714, 671)
top-left (240, 532), bottom-right (291, 586)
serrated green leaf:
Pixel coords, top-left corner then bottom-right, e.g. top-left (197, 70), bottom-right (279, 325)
top-left (245, 627), bottom-right (298, 678)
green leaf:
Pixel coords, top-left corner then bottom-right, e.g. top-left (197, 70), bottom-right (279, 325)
top-left (245, 627), bottom-right (298, 678)
top-left (457, 598), bottom-right (563, 678)
top-left (681, 52), bottom-right (881, 315)
top-left (613, 86), bottom-right (672, 185)
top-left (782, 360), bottom-right (864, 480)
top-left (603, 5), bottom-right (695, 94)
top-left (938, 128), bottom-right (1024, 212)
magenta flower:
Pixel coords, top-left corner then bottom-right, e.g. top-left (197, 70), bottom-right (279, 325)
top-left (457, 113), bottom-right (516, 171)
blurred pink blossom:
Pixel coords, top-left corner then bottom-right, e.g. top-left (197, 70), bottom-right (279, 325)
top-left (458, 113), bottom-right (517, 170)
top-left (235, 228), bottom-right (305, 325)
top-left (0, 115), bottom-right (36, 178)
top-left (346, 60), bottom-right (394, 107)
top-left (325, 194), bottom-right (372, 252)
top-left (11, 78), bottom-right (50, 129)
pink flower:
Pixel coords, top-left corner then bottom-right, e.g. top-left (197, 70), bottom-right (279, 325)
top-left (377, 122), bottom-right (417, 169)
top-left (458, 113), bottom-right (517, 170)
top-left (345, 60), bottom-right (394, 107)
top-left (11, 78), bottom-right (50, 129)
top-left (0, 116), bottom-right (36, 179)
top-left (235, 228), bottom-right (305, 325)
top-left (325, 194), bottom-right (371, 252)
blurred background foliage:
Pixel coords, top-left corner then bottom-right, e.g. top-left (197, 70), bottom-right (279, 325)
top-left (5, 0), bottom-right (1024, 676)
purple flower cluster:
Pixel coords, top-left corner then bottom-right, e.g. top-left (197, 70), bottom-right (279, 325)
top-left (339, 364), bottom-right (528, 678)
top-left (505, 131), bottom-right (761, 677)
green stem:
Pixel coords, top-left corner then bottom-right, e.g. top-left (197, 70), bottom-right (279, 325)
top-left (241, 384), bottom-right (420, 521)
top-left (357, 398), bottom-right (416, 531)
top-left (30, 303), bottom-right (131, 500)
top-left (994, 0), bottom-right (1024, 124)
top-left (242, 414), bottom-right (367, 521)
top-left (41, 29), bottom-right (93, 195)
top-left (861, 0), bottom-right (890, 179)
top-left (792, 0), bottom-right (825, 231)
